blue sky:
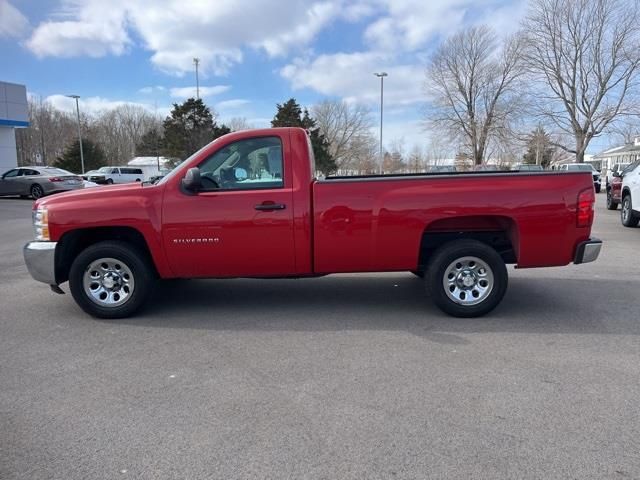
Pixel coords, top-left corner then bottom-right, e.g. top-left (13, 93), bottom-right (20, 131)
top-left (0, 0), bottom-right (613, 154)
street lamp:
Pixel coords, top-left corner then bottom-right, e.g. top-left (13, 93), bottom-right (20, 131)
top-left (374, 72), bottom-right (388, 174)
top-left (66, 94), bottom-right (85, 174)
top-left (193, 58), bottom-right (200, 100)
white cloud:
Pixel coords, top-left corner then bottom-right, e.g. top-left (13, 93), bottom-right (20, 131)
top-left (27, 1), bottom-right (130, 57)
top-left (281, 52), bottom-right (426, 107)
top-left (24, 0), bottom-right (368, 75)
top-left (169, 85), bottom-right (230, 99)
top-left (0, 0), bottom-right (29, 38)
top-left (139, 85), bottom-right (166, 94)
top-left (216, 99), bottom-right (250, 110)
top-left (44, 94), bottom-right (152, 115)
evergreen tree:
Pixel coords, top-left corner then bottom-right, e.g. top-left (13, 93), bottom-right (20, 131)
top-left (522, 126), bottom-right (555, 168)
top-left (162, 98), bottom-right (230, 162)
top-left (54, 139), bottom-right (105, 173)
top-left (272, 98), bottom-right (336, 175)
top-left (135, 128), bottom-right (164, 157)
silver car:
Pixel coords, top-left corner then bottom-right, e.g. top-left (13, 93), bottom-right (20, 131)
top-left (0, 166), bottom-right (84, 199)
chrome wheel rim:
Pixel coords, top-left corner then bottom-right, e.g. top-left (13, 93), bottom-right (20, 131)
top-left (623, 198), bottom-right (630, 222)
top-left (82, 257), bottom-right (135, 307)
top-left (443, 256), bottom-right (494, 306)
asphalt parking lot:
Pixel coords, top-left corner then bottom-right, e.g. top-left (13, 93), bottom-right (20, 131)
top-left (1, 194), bottom-right (639, 479)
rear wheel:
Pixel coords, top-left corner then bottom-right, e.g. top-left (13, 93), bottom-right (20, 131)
top-left (68, 241), bottom-right (155, 318)
top-left (621, 194), bottom-right (640, 227)
top-left (606, 189), bottom-right (618, 210)
top-left (595, 184), bottom-right (601, 193)
top-left (426, 239), bottom-right (508, 318)
top-left (30, 184), bottom-right (44, 199)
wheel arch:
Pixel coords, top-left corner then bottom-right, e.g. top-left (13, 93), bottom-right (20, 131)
top-left (55, 226), bottom-right (158, 284)
top-left (416, 215), bottom-right (519, 272)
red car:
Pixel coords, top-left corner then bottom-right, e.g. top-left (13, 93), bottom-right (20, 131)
top-left (23, 128), bottom-right (601, 319)
top-left (606, 174), bottom-right (623, 210)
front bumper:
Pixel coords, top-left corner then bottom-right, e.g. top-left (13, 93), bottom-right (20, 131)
top-left (23, 241), bottom-right (57, 285)
top-left (574, 238), bottom-right (602, 264)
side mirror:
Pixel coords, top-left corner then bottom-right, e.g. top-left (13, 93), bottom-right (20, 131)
top-left (613, 171), bottom-right (621, 178)
top-left (182, 167), bottom-right (202, 192)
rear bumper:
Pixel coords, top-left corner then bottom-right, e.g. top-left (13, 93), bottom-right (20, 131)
top-left (574, 238), bottom-right (602, 264)
top-left (23, 241), bottom-right (57, 285)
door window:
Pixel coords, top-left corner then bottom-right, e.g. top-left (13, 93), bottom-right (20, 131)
top-left (198, 137), bottom-right (284, 191)
top-left (3, 169), bottom-right (20, 178)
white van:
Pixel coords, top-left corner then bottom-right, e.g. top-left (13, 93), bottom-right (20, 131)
top-left (84, 167), bottom-right (144, 184)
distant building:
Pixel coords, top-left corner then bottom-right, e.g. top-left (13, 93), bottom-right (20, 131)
top-left (0, 81), bottom-right (29, 172)
top-left (593, 138), bottom-right (640, 173)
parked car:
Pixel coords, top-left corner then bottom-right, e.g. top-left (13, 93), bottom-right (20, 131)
top-left (23, 127), bottom-right (601, 320)
top-left (559, 163), bottom-right (601, 192)
top-left (606, 162), bottom-right (630, 187)
top-left (606, 174), bottom-right (623, 210)
top-left (621, 160), bottom-right (640, 227)
top-left (83, 166), bottom-right (144, 184)
top-left (0, 166), bottom-right (83, 199)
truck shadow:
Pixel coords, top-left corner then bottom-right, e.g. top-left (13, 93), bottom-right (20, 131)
top-left (114, 274), bottom-right (640, 339)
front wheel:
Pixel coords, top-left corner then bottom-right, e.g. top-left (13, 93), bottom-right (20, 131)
top-left (621, 195), bottom-right (640, 227)
top-left (426, 239), bottom-right (508, 318)
top-left (595, 184), bottom-right (601, 194)
top-left (68, 241), bottom-right (155, 318)
top-left (106, 179), bottom-right (114, 184)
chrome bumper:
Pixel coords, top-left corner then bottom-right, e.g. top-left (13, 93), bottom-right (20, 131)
top-left (574, 238), bottom-right (602, 264)
top-left (23, 241), bottom-right (57, 285)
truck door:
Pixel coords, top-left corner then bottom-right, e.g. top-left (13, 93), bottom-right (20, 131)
top-left (162, 135), bottom-right (296, 277)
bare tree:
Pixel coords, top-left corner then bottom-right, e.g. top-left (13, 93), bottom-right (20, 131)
top-left (227, 117), bottom-right (253, 131)
top-left (312, 100), bottom-right (376, 170)
top-left (523, 0), bottom-right (640, 162)
top-left (16, 97), bottom-right (77, 166)
top-left (608, 116), bottom-right (640, 145)
top-left (426, 25), bottom-right (525, 165)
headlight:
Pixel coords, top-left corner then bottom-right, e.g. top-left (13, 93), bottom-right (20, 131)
top-left (33, 206), bottom-right (50, 241)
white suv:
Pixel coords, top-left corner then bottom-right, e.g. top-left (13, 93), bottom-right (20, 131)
top-left (621, 160), bottom-right (640, 227)
top-left (84, 167), bottom-right (144, 184)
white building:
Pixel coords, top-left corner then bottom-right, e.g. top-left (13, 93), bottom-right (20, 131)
top-left (127, 156), bottom-right (172, 180)
top-left (0, 81), bottom-right (29, 172)
top-left (593, 139), bottom-right (640, 173)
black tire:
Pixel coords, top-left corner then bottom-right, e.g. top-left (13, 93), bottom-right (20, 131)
top-left (621, 194), bottom-right (640, 227)
top-left (68, 241), bottom-right (155, 319)
top-left (411, 270), bottom-right (425, 278)
top-left (426, 239), bottom-right (508, 318)
top-left (595, 184), bottom-right (601, 194)
top-left (30, 184), bottom-right (45, 199)
top-left (106, 179), bottom-right (114, 184)
top-left (606, 189), bottom-right (618, 210)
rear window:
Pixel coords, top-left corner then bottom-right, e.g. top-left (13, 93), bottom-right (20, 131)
top-left (121, 168), bottom-right (143, 174)
top-left (41, 167), bottom-right (74, 175)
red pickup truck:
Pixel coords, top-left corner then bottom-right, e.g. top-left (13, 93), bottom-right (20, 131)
top-left (24, 127), bottom-right (601, 319)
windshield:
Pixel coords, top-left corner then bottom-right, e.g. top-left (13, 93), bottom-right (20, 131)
top-left (41, 167), bottom-right (74, 175)
top-left (98, 167), bottom-right (112, 173)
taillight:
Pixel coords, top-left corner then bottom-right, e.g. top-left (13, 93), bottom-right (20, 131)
top-left (577, 188), bottom-right (595, 227)
top-left (48, 177), bottom-right (63, 182)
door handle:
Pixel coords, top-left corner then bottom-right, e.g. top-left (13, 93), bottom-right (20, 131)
top-left (254, 203), bottom-right (286, 211)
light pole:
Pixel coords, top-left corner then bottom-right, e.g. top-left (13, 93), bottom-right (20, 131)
top-left (374, 72), bottom-right (388, 174)
top-left (66, 94), bottom-right (85, 174)
top-left (193, 58), bottom-right (200, 99)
